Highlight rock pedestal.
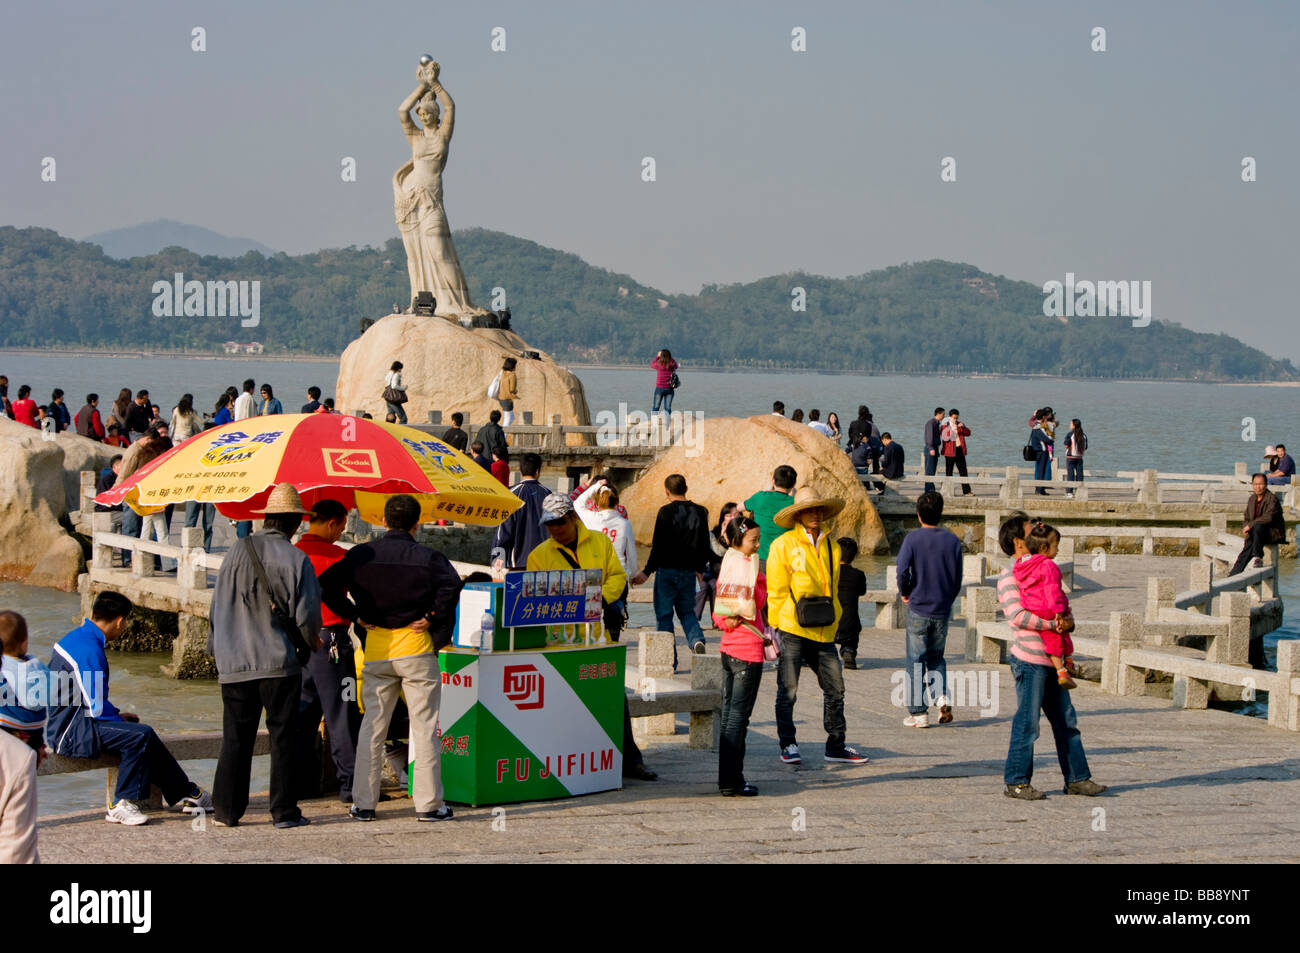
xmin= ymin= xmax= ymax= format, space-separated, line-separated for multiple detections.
xmin=621 ymin=414 xmax=890 ymax=555
xmin=0 ymin=418 xmax=90 ymax=589
xmin=335 ymin=313 xmax=590 ymax=429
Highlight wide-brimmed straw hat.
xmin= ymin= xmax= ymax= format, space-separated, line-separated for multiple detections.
xmin=251 ymin=482 xmax=312 ymax=516
xmin=774 ymin=485 xmax=845 ymax=529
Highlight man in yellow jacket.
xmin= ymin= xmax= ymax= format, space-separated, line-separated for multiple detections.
xmin=769 ymin=487 xmax=870 ymax=766
xmin=527 ymin=493 xmax=658 ymax=781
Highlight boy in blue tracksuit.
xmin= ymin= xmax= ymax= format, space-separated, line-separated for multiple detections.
xmin=896 ymin=492 xmax=964 ymax=728
xmin=47 ymin=591 xmax=211 ymax=825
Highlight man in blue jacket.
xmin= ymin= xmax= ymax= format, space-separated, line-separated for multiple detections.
xmin=896 ymin=492 xmax=964 ymax=729
xmin=491 ymin=452 xmax=553 ymax=570
xmin=47 ymin=591 xmax=211 ymax=826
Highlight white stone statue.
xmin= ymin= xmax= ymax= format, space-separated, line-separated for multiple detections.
xmin=393 ymin=57 xmax=490 ymax=322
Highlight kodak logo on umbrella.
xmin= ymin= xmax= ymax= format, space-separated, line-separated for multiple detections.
xmin=322 ymin=448 xmax=382 ymax=478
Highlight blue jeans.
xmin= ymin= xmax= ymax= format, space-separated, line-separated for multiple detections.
xmin=1004 ymin=656 xmax=1092 ymax=786
xmin=235 ymin=520 xmax=253 ymax=539
xmin=1034 ymin=451 xmax=1052 ymax=494
xmin=923 ymin=450 xmax=939 ymax=493
xmin=652 ymin=387 xmax=674 ymax=415
xmin=95 ymin=719 xmax=196 ymax=804
xmin=774 ymin=632 xmax=847 ymax=750
xmin=120 ymin=507 xmax=142 ymax=566
xmin=719 ymin=653 xmax=764 ymax=792
xmin=184 ymin=501 xmax=215 ymax=551
xmin=385 ymin=400 xmax=408 ymax=424
xmin=1066 ymin=458 xmax=1083 ymax=482
xmin=904 ymin=608 xmax=949 ymax=715
xmin=653 ymin=568 xmax=704 ymax=667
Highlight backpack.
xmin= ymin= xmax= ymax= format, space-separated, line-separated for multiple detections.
xmin=669 ymin=371 xmax=681 ymax=390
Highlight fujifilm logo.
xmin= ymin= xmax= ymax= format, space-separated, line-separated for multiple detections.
xmin=151 ymin=272 xmax=260 ymax=327
xmin=1042 ymin=272 xmax=1151 ymax=327
xmin=50 ymin=883 xmax=151 ymax=934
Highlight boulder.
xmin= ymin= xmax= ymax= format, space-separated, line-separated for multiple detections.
xmin=621 ymin=414 xmax=889 ymax=555
xmin=52 ymin=430 xmax=117 ymax=513
xmin=335 ymin=313 xmax=591 ymax=433
xmin=25 ymin=535 xmax=85 ymax=592
xmin=0 ymin=418 xmax=79 ymax=583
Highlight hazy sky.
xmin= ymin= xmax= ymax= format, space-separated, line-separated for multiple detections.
xmin=3 ymin=0 xmax=1297 ymax=359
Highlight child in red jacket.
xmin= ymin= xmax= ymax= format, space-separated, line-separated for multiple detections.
xmin=1013 ymin=522 xmax=1076 ymax=688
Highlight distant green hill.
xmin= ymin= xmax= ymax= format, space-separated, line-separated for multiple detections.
xmin=0 ymin=225 xmax=1293 ymax=381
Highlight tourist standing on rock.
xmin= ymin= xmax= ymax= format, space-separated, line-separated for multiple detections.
xmin=847 ymin=406 xmax=875 ymax=452
xmin=711 ymin=516 xmax=771 ymax=797
xmin=125 ymin=390 xmax=155 ymax=441
xmin=209 ymin=484 xmax=322 ymax=828
xmin=771 ymin=401 xmax=785 ymax=417
xmin=302 ymin=386 xmax=322 ymax=414
xmin=442 ymin=411 xmax=469 ymax=451
xmin=258 ymin=384 xmax=283 ymax=416
xmin=835 ymin=537 xmax=866 ymax=669
xmin=923 ymin=406 xmax=944 ymax=493
xmin=49 ymin=389 xmax=71 ymax=433
xmin=213 ymin=393 xmax=235 ymax=427
xmin=383 ymin=362 xmax=408 ymax=424
xmin=896 ymin=492 xmax=963 ymax=728
xmin=496 ymin=357 xmax=519 ymax=426
xmin=106 ymin=388 xmax=132 ymax=434
xmin=10 ymin=386 xmax=37 ymax=428
xmin=573 ymin=479 xmax=638 ymax=638
xmin=528 ymin=493 xmax=657 ymax=781
xmin=790 ymin=409 xmax=804 ymax=423
xmin=807 ymin=409 xmax=834 ymax=438
xmin=940 ymin=408 xmax=973 ymax=495
xmin=48 ymin=593 xmax=214 ymax=826
xmin=651 ymin=349 xmax=678 ymax=416
xmin=997 ymin=512 xmax=1105 ymax=800
xmin=169 ymin=393 xmax=203 ymax=443
xmin=768 ymin=487 xmax=870 ymax=765
xmin=234 ymin=379 xmax=256 ymax=421
xmin=826 ymin=412 xmax=843 ymax=446
xmin=632 ymin=474 xmax=713 ymax=665
xmin=321 ymin=493 xmax=462 ymax=823
xmin=75 ymin=393 xmax=106 ymax=440
xmin=1064 ymin=418 xmax=1087 ymax=497
xmin=478 ymin=408 xmax=509 ymax=463
xmin=1229 ymin=473 xmax=1286 ymax=575
xmin=294 ymin=500 xmax=361 ymax=804
xmin=1029 ymin=409 xmax=1053 ymax=496
xmin=492 ymin=452 xmax=552 ymax=570
xmin=745 ymin=465 xmax=797 ymax=570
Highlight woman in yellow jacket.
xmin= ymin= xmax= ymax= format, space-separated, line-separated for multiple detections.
xmin=767 ymin=487 xmax=870 ymax=766
xmin=497 ymin=357 xmax=519 ymax=426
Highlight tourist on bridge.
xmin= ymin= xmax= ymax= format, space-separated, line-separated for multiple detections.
xmin=1064 ymin=418 xmax=1087 ymax=497
xmin=48 ymin=593 xmax=214 ymax=826
xmin=213 ymin=393 xmax=234 ymax=427
xmin=651 ymin=349 xmax=678 ymax=416
xmin=301 ymin=386 xmax=322 ymax=414
xmin=258 ymin=383 xmax=283 ymax=416
xmin=10 ymin=385 xmax=37 ymax=428
xmin=896 ymin=492 xmax=962 ymax=727
xmin=469 ymin=440 xmax=490 ymax=471
xmin=1029 ymin=409 xmax=1054 ymax=495
xmin=478 ymin=408 xmax=509 ymax=463
xmin=807 ymin=409 xmax=833 ymax=438
xmin=940 ymin=408 xmax=972 ymax=495
xmin=106 ymin=388 xmax=132 ymax=435
xmin=768 ymin=487 xmax=870 ymax=765
xmin=1265 ymin=443 xmax=1294 ymax=486
xmin=321 ymin=493 xmax=461 ymax=823
xmin=492 ymin=452 xmax=553 ymax=571
xmin=124 ymin=390 xmax=154 ymax=441
xmin=49 ymin=388 xmax=71 ymax=433
xmin=1228 ymin=473 xmax=1286 ymax=575
xmin=75 ymin=393 xmax=106 ymax=440
xmin=923 ymin=407 xmax=944 ymax=493
xmin=442 ymin=411 xmax=469 ymax=452
xmin=210 ymin=484 xmax=323 ymax=828
xmin=997 ymin=513 xmax=1105 ymax=800
xmin=233 ymin=379 xmax=256 ymax=421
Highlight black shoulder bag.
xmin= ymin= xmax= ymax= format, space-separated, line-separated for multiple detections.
xmin=244 ymin=537 xmax=314 ymax=666
xmin=794 ymin=540 xmax=837 ymax=628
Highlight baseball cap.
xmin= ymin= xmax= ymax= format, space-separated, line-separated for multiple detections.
xmin=539 ymin=492 xmax=574 ymax=527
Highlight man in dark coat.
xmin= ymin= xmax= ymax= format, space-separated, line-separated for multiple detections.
xmin=1229 ymin=473 xmax=1287 ymax=575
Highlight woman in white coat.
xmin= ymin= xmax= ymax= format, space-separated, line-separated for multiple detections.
xmin=573 ymin=479 xmax=637 ymax=640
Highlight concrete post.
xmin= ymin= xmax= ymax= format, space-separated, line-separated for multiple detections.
xmin=1210 ymin=591 xmax=1251 ymax=664
xmin=1102 ymin=611 xmax=1144 ymax=695
xmin=636 ymin=631 xmax=676 ymax=736
xmin=689 ymin=654 xmax=723 ymax=750
xmin=548 ymin=414 xmax=564 ymax=452
xmin=1187 ymin=561 xmax=1212 ymax=611
xmin=1234 ymin=461 xmax=1248 ymax=482
xmin=79 ymin=470 xmax=96 ymax=513
xmin=1145 ymin=577 xmax=1175 ymax=624
xmin=521 ymin=411 xmax=534 ymax=425
xmin=178 ymin=527 xmax=206 ymax=591
xmin=983 ymin=511 xmax=1001 ymax=556
xmin=961 ymin=554 xmax=987 ymax=587
xmin=92 ymin=512 xmax=114 ymax=569
xmin=1172 ymin=674 xmax=1210 ymax=710
xmin=427 ymin=410 xmax=442 ymax=425
xmin=1138 ymin=468 xmax=1159 ymax=503
xmin=1210 ymin=512 xmax=1228 ymax=534
xmin=1267 ymin=639 xmax=1299 ymax=731
xmin=1000 ymin=467 xmax=1020 ymax=501
xmin=963 ymin=586 xmax=1001 ymax=664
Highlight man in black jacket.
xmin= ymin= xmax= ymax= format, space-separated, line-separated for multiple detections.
xmin=476 ymin=409 xmax=509 ymax=463
xmin=631 ymin=474 xmax=713 ymax=666
xmin=1229 ymin=473 xmax=1287 ymax=575
xmin=320 ymin=495 xmax=463 ymax=823
xmin=923 ymin=406 xmax=944 ymax=493
xmin=124 ymin=390 xmax=155 ymax=441
xmin=442 ymin=412 xmax=469 ymax=452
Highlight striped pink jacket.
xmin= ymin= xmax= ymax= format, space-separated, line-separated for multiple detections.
xmin=996 ymin=567 xmax=1056 ymax=667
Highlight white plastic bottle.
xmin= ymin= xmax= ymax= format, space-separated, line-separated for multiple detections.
xmin=480 ymin=610 xmax=494 ymax=653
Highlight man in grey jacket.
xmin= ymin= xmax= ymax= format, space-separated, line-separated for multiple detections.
xmin=209 ymin=483 xmax=322 ymax=828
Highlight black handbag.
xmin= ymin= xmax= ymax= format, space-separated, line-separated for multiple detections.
xmin=1022 ymin=444 xmax=1037 ymax=462
xmin=244 ymin=537 xmax=314 ymax=666
xmin=669 ymin=371 xmax=681 ymax=390
xmin=382 ymin=386 xmax=408 ymax=405
xmin=794 ymin=541 xmax=838 ymax=628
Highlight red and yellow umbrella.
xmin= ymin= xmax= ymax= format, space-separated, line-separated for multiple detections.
xmin=95 ymin=414 xmax=522 ymax=526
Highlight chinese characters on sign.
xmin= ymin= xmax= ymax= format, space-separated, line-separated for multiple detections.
xmin=502 ymin=570 xmax=603 ymax=628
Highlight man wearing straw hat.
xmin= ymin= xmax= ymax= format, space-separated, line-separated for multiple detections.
xmin=210 ymin=482 xmax=323 ymax=828
xmin=767 ymin=487 xmax=870 ymax=765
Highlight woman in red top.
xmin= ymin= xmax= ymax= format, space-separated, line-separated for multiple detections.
xmin=10 ymin=385 xmax=38 ymax=428
xmin=711 ymin=516 xmax=772 ymax=797
xmin=651 ymin=349 xmax=678 ymax=416
xmin=939 ymin=408 xmax=973 ymax=495
xmin=490 ymin=449 xmax=510 ymax=487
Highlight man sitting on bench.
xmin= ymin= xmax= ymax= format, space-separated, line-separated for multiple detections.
xmin=47 ymin=591 xmax=213 ymax=826
xmin=1229 ymin=473 xmax=1286 ymax=576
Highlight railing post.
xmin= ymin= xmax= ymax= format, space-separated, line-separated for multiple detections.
xmin=1267 ymin=639 xmax=1300 ymax=731
xmin=548 ymin=414 xmax=563 ymax=452
xmin=1234 ymin=461 xmax=1248 ymax=482
xmin=636 ymin=631 xmax=676 ymax=737
xmin=179 ymin=527 xmax=206 ymax=591
xmin=1138 ymin=468 xmax=1159 ymax=503
xmin=91 ymin=519 xmax=113 ymax=569
xmin=963 ymin=586 xmax=1000 ymax=664
xmin=1102 ymin=611 xmax=1144 ymax=695
xmin=79 ymin=470 xmax=96 ymax=513
xmin=1211 ymin=591 xmax=1251 ymax=664
xmin=1145 ymin=577 xmax=1175 ymax=624
xmin=983 ymin=511 xmax=1001 ymax=556
xmin=427 ymin=410 xmax=442 ymax=425
xmin=1000 ymin=466 xmax=1019 ymax=501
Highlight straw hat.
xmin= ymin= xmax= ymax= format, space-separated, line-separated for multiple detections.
xmin=251 ymin=482 xmax=312 ymax=516
xmin=774 ymin=485 xmax=845 ymax=529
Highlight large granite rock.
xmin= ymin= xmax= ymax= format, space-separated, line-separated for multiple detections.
xmin=621 ymin=414 xmax=889 ymax=555
xmin=0 ymin=418 xmax=84 ymax=588
xmin=335 ymin=313 xmax=590 ymax=430
xmin=51 ymin=430 xmax=117 ymax=513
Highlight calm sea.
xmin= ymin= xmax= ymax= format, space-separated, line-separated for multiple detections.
xmin=1 ymin=352 xmax=1295 ymax=815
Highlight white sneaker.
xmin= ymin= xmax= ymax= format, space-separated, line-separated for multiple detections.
xmin=106 ymin=799 xmax=149 ymax=826
xmin=172 ymin=788 xmax=213 ymax=814
xmin=903 ymin=713 xmax=930 ymax=728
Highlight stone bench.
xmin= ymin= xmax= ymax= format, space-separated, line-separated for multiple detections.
xmin=626 ymin=630 xmax=722 ymax=750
